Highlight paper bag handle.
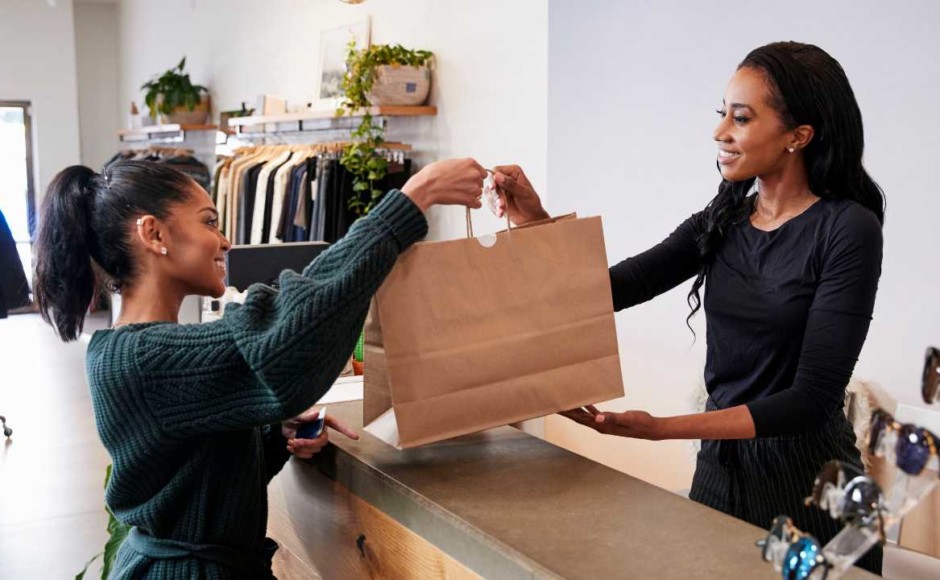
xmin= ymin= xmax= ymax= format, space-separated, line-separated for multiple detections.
xmin=465 ymin=193 xmax=513 ymax=239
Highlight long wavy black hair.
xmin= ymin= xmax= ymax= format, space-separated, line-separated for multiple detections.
xmin=34 ymin=161 xmax=194 ymax=341
xmin=686 ymin=41 xmax=886 ymax=327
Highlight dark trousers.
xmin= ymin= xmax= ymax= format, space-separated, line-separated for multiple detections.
xmin=690 ymin=400 xmax=883 ymax=575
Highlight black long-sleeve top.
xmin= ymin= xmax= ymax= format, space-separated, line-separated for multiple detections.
xmin=608 ymin=198 xmax=883 ymax=437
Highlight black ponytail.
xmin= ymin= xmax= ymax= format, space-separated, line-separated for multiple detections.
xmin=34 ymin=167 xmax=100 ymax=341
xmin=34 ymin=161 xmax=195 ymax=341
xmin=686 ymin=41 xmax=886 ymax=327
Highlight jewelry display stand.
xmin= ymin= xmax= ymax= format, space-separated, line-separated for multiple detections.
xmin=761 ymin=413 xmax=940 ymax=578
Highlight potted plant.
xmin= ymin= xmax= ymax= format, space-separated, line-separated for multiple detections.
xmin=76 ymin=465 xmax=130 ymax=579
xmin=141 ymin=57 xmax=210 ymax=125
xmin=338 ymin=42 xmax=434 ymax=217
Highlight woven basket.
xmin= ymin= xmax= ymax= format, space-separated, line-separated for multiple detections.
xmin=369 ymin=65 xmax=431 ymax=106
xmin=161 ymin=95 xmax=211 ymax=125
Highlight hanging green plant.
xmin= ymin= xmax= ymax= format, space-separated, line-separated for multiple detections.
xmin=76 ymin=464 xmax=130 ymax=579
xmin=338 ymin=41 xmax=433 ymax=216
xmin=140 ymin=57 xmax=208 ymax=119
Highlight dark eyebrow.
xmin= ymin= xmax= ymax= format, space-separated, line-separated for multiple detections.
xmin=200 ymin=207 xmax=219 ymax=218
xmin=729 ymin=102 xmax=755 ymax=112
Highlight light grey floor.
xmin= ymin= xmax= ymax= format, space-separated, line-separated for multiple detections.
xmin=0 ymin=313 xmax=110 ymax=579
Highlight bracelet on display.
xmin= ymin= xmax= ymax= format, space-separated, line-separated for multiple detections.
xmin=869 ymin=408 xmax=940 ymax=477
xmin=922 ymin=346 xmax=939 ymax=404
xmin=756 ymin=515 xmax=832 ymax=580
xmin=804 ymin=460 xmax=886 ymax=540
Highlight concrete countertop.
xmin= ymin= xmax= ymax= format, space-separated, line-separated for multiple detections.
xmin=296 ymin=401 xmax=873 ymax=579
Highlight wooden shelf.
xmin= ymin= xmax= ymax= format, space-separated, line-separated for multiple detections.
xmin=117 ymin=124 xmax=219 ymax=138
xmin=227 ymin=106 xmax=437 ymax=129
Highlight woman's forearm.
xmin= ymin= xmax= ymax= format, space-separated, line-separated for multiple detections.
xmin=655 ymin=405 xmax=756 ymax=440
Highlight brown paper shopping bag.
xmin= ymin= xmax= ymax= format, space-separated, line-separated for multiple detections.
xmin=363 ymin=213 xmax=623 ymax=448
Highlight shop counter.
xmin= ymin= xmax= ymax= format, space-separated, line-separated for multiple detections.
xmin=266 ymin=401 xmax=874 ymax=579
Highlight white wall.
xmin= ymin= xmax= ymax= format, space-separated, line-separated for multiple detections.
xmin=113 ymin=0 xmax=940 ymax=495
xmin=0 ymin=0 xmax=82 ymax=204
xmin=546 ymin=0 xmax=940 ymax=491
xmin=74 ymin=0 xmax=120 ymax=170
xmin=116 ymin=0 xmax=548 ymax=239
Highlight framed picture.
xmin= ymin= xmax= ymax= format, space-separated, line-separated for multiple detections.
xmin=315 ymin=17 xmax=371 ymax=111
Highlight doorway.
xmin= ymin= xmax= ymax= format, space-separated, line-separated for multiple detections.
xmin=0 ymin=100 xmax=36 ymax=311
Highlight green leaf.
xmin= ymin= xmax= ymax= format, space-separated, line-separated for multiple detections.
xmin=339 ymin=42 xmax=432 ymax=215
xmin=102 ymin=515 xmax=130 ymax=579
xmin=75 ymin=553 xmax=102 ymax=580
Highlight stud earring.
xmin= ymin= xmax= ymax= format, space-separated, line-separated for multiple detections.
xmin=160 ymin=247 xmax=168 ymax=256
xmin=136 ymin=218 xmax=143 ymax=226
xmin=788 ymin=147 xmax=795 ymax=153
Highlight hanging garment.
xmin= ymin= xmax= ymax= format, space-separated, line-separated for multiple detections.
xmin=0 ymin=207 xmax=30 ymax=312
xmin=238 ymin=162 xmax=266 ymax=245
xmin=287 ymin=163 xmax=311 ymax=243
xmin=250 ymin=150 xmax=293 ymax=244
xmin=226 ymin=150 xmax=270 ymax=239
xmin=269 ymin=153 xmax=308 ymax=244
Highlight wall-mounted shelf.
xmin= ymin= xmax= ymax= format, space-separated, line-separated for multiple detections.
xmin=117 ymin=124 xmax=218 ymax=142
xmin=222 ymin=106 xmax=437 ymax=147
xmin=226 ymin=106 xmax=437 ymax=131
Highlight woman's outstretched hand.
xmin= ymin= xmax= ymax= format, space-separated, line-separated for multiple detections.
xmin=491 ymin=164 xmax=550 ymax=225
xmin=558 ymin=405 xmax=662 ymax=440
xmin=402 ymin=158 xmax=487 ymax=212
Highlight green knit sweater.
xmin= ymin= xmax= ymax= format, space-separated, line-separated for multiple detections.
xmin=86 ymin=191 xmax=427 ymax=578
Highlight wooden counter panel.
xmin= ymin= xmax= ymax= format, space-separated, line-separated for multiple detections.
xmin=269 ymin=459 xmax=479 ymax=579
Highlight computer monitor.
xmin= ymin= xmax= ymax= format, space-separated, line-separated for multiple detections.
xmin=225 ymin=242 xmax=330 ymax=291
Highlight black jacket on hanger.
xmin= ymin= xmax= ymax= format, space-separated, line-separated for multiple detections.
xmin=309 ymin=158 xmax=412 ymax=244
xmin=0 ymin=207 xmax=29 ymax=314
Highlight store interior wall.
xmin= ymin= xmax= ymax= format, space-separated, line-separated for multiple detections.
xmin=53 ymin=0 xmax=940 ymax=494
xmin=546 ymin=0 xmax=940 ymax=492
xmin=74 ymin=0 xmax=120 ymax=171
xmin=0 ymin=0 xmax=82 ymax=205
xmin=113 ymin=0 xmax=548 ymax=240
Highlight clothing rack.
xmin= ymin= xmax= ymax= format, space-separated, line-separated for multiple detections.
xmin=106 ymin=146 xmax=212 ymax=190
xmin=116 ymin=125 xmax=218 ymax=181
xmin=114 ymin=144 xmax=196 ymax=157
xmin=217 ymin=107 xmax=435 ymax=248
xmin=214 ymin=141 xmax=413 ymax=247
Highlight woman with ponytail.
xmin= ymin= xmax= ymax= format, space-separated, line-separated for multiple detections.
xmin=34 ymin=158 xmax=486 ymax=577
xmin=494 ymin=41 xmax=884 ymax=573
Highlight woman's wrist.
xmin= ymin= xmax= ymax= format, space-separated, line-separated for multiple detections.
xmin=401 ymin=179 xmax=432 ymax=212
xmin=653 ymin=407 xmax=756 ymax=441
xmin=647 ymin=416 xmax=667 ymax=440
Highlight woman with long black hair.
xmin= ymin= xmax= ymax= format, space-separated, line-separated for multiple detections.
xmin=33 ymin=157 xmax=486 ymax=577
xmin=494 ymin=41 xmax=885 ymax=573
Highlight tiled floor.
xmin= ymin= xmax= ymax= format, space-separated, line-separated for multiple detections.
xmin=0 ymin=312 xmax=111 ymax=579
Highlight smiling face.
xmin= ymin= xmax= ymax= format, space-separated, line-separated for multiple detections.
xmin=713 ymin=66 xmax=799 ymax=182
xmin=157 ymin=184 xmax=231 ymax=298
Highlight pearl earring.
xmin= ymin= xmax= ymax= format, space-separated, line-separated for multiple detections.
xmin=160 ymin=247 xmax=168 ymax=256
xmin=788 ymin=147 xmax=795 ymax=153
